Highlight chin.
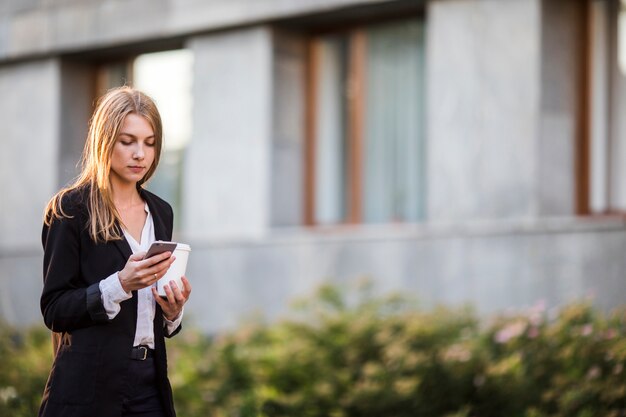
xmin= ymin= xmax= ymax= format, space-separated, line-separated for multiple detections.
xmin=121 ymin=176 xmax=142 ymax=185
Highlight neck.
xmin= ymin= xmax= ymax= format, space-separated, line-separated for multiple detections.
xmin=111 ymin=180 xmax=142 ymax=208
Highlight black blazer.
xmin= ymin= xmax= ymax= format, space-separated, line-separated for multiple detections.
xmin=39 ymin=186 xmax=180 ymax=417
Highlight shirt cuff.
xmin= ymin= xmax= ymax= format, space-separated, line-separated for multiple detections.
xmin=99 ymin=272 xmax=132 ymax=319
xmin=163 ymin=308 xmax=184 ymax=335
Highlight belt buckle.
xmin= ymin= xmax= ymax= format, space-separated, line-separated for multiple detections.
xmin=138 ymin=346 xmax=148 ymax=360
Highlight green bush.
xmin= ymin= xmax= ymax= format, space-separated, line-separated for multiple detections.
xmin=3 ymin=285 xmax=626 ymax=417
xmin=0 ymin=323 xmax=52 ymax=417
xmin=167 ymin=286 xmax=626 ymax=417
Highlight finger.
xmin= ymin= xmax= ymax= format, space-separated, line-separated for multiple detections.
xmin=181 ymin=276 xmax=192 ymax=297
xmin=169 ymin=281 xmax=185 ymax=303
xmin=153 ymin=287 xmax=176 ymax=317
xmin=152 ymin=287 xmax=168 ymax=309
xmin=156 ymin=255 xmax=176 ymax=270
xmin=146 ymin=255 xmax=176 ymax=274
xmin=129 ymin=251 xmax=147 ymax=262
xmin=139 ymin=273 xmax=157 ymax=287
xmin=142 ymin=251 xmax=173 ymax=267
xmin=144 ymin=258 xmax=176 ymax=278
xmin=163 ymin=283 xmax=177 ymax=305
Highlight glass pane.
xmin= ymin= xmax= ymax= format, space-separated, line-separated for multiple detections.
xmin=133 ymin=49 xmax=194 ymax=230
xmin=364 ymin=18 xmax=425 ymax=222
xmin=96 ymin=61 xmax=132 ymax=96
xmin=589 ymin=0 xmax=610 ymax=213
xmin=314 ymin=35 xmax=349 ymax=224
xmin=611 ymin=0 xmax=626 ymax=210
xmin=620 ymin=0 xmax=626 ymax=73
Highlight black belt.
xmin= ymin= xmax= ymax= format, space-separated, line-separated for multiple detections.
xmin=130 ymin=345 xmax=155 ymax=361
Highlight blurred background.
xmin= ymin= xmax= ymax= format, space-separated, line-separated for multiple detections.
xmin=1 ymin=0 xmax=626 ymax=333
xmin=5 ymin=0 xmax=626 ymax=415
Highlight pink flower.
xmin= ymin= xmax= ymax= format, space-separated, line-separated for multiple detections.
xmin=586 ymin=366 xmax=601 ymax=380
xmin=495 ymin=321 xmax=527 ymax=344
xmin=527 ymin=326 xmax=540 ymax=339
xmin=528 ymin=300 xmax=546 ymax=326
xmin=580 ymin=324 xmax=593 ymax=337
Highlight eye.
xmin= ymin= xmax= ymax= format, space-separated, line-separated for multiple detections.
xmin=118 ymin=136 xmax=134 ymax=145
xmin=146 ymin=141 xmax=156 ymax=147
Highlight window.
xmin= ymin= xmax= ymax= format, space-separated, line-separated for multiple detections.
xmin=97 ymin=49 xmax=194 ymax=229
xmin=305 ymin=17 xmax=426 ymax=225
xmin=134 ymin=50 xmax=193 ymax=230
xmin=588 ymin=0 xmax=626 ymax=213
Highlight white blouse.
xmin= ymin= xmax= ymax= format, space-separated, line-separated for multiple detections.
xmin=98 ymin=203 xmax=183 ymax=349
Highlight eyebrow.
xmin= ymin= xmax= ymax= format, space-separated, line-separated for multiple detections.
xmin=118 ymin=132 xmax=155 ymax=140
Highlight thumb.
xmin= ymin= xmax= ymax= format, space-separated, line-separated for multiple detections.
xmin=129 ymin=251 xmax=147 ymax=262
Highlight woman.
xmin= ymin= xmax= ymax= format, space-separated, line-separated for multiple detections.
xmin=39 ymin=86 xmax=191 ymax=417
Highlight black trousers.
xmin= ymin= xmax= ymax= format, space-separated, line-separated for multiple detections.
xmin=121 ymin=357 xmax=166 ymax=417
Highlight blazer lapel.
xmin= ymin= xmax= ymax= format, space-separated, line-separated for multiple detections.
xmin=113 ymin=227 xmax=133 ymax=261
xmin=140 ymin=188 xmax=169 ymax=241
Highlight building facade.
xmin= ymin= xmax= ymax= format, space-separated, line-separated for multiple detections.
xmin=1 ymin=0 xmax=625 ymax=333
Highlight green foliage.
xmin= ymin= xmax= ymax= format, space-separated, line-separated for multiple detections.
xmin=0 ymin=323 xmax=52 ymax=417
xmin=4 ymin=285 xmax=626 ymax=417
xmin=166 ymin=287 xmax=626 ymax=417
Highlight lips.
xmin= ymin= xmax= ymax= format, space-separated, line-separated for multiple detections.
xmin=128 ymin=166 xmax=145 ymax=173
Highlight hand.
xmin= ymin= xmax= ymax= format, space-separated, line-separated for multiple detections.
xmin=118 ymin=251 xmax=175 ymax=292
xmin=152 ymin=276 xmax=192 ymax=321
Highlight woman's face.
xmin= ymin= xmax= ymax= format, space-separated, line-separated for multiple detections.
xmin=110 ymin=113 xmax=156 ymax=188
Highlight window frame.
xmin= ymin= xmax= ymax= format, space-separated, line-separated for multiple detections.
xmin=303 ymin=14 xmax=424 ymax=227
xmin=583 ymin=0 xmax=626 ymax=216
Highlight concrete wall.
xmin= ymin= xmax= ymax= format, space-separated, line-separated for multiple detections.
xmin=427 ymin=0 xmax=541 ymax=221
xmin=0 ymin=253 xmax=42 ymax=326
xmin=183 ymin=27 xmax=273 ymax=240
xmin=181 ymin=219 xmax=626 ymax=333
xmin=0 ymin=58 xmax=60 ymax=325
xmin=4 ymin=219 xmax=626 ymax=333
xmin=0 ymin=59 xmax=60 ymax=251
xmin=0 ymin=0 xmax=404 ymax=62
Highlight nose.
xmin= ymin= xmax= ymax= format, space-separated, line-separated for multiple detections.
xmin=133 ymin=144 xmax=145 ymax=160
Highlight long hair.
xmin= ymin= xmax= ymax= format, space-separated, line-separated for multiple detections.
xmin=44 ymin=86 xmax=163 ymax=242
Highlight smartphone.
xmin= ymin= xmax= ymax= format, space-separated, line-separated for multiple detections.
xmin=144 ymin=241 xmax=178 ymax=259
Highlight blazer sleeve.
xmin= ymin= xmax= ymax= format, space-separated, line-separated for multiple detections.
xmin=40 ymin=211 xmax=110 ymax=333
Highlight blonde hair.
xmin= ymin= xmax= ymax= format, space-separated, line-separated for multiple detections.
xmin=44 ymin=86 xmax=163 ymax=242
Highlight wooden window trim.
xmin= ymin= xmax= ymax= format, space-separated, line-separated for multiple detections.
xmin=304 ymin=29 xmax=367 ymax=226
xmin=304 ymin=14 xmax=423 ymax=227
xmin=577 ymin=0 xmax=592 ymax=215
xmin=346 ymin=30 xmax=366 ymax=224
xmin=583 ymin=0 xmax=626 ymax=217
xmin=304 ymin=40 xmax=319 ymax=226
